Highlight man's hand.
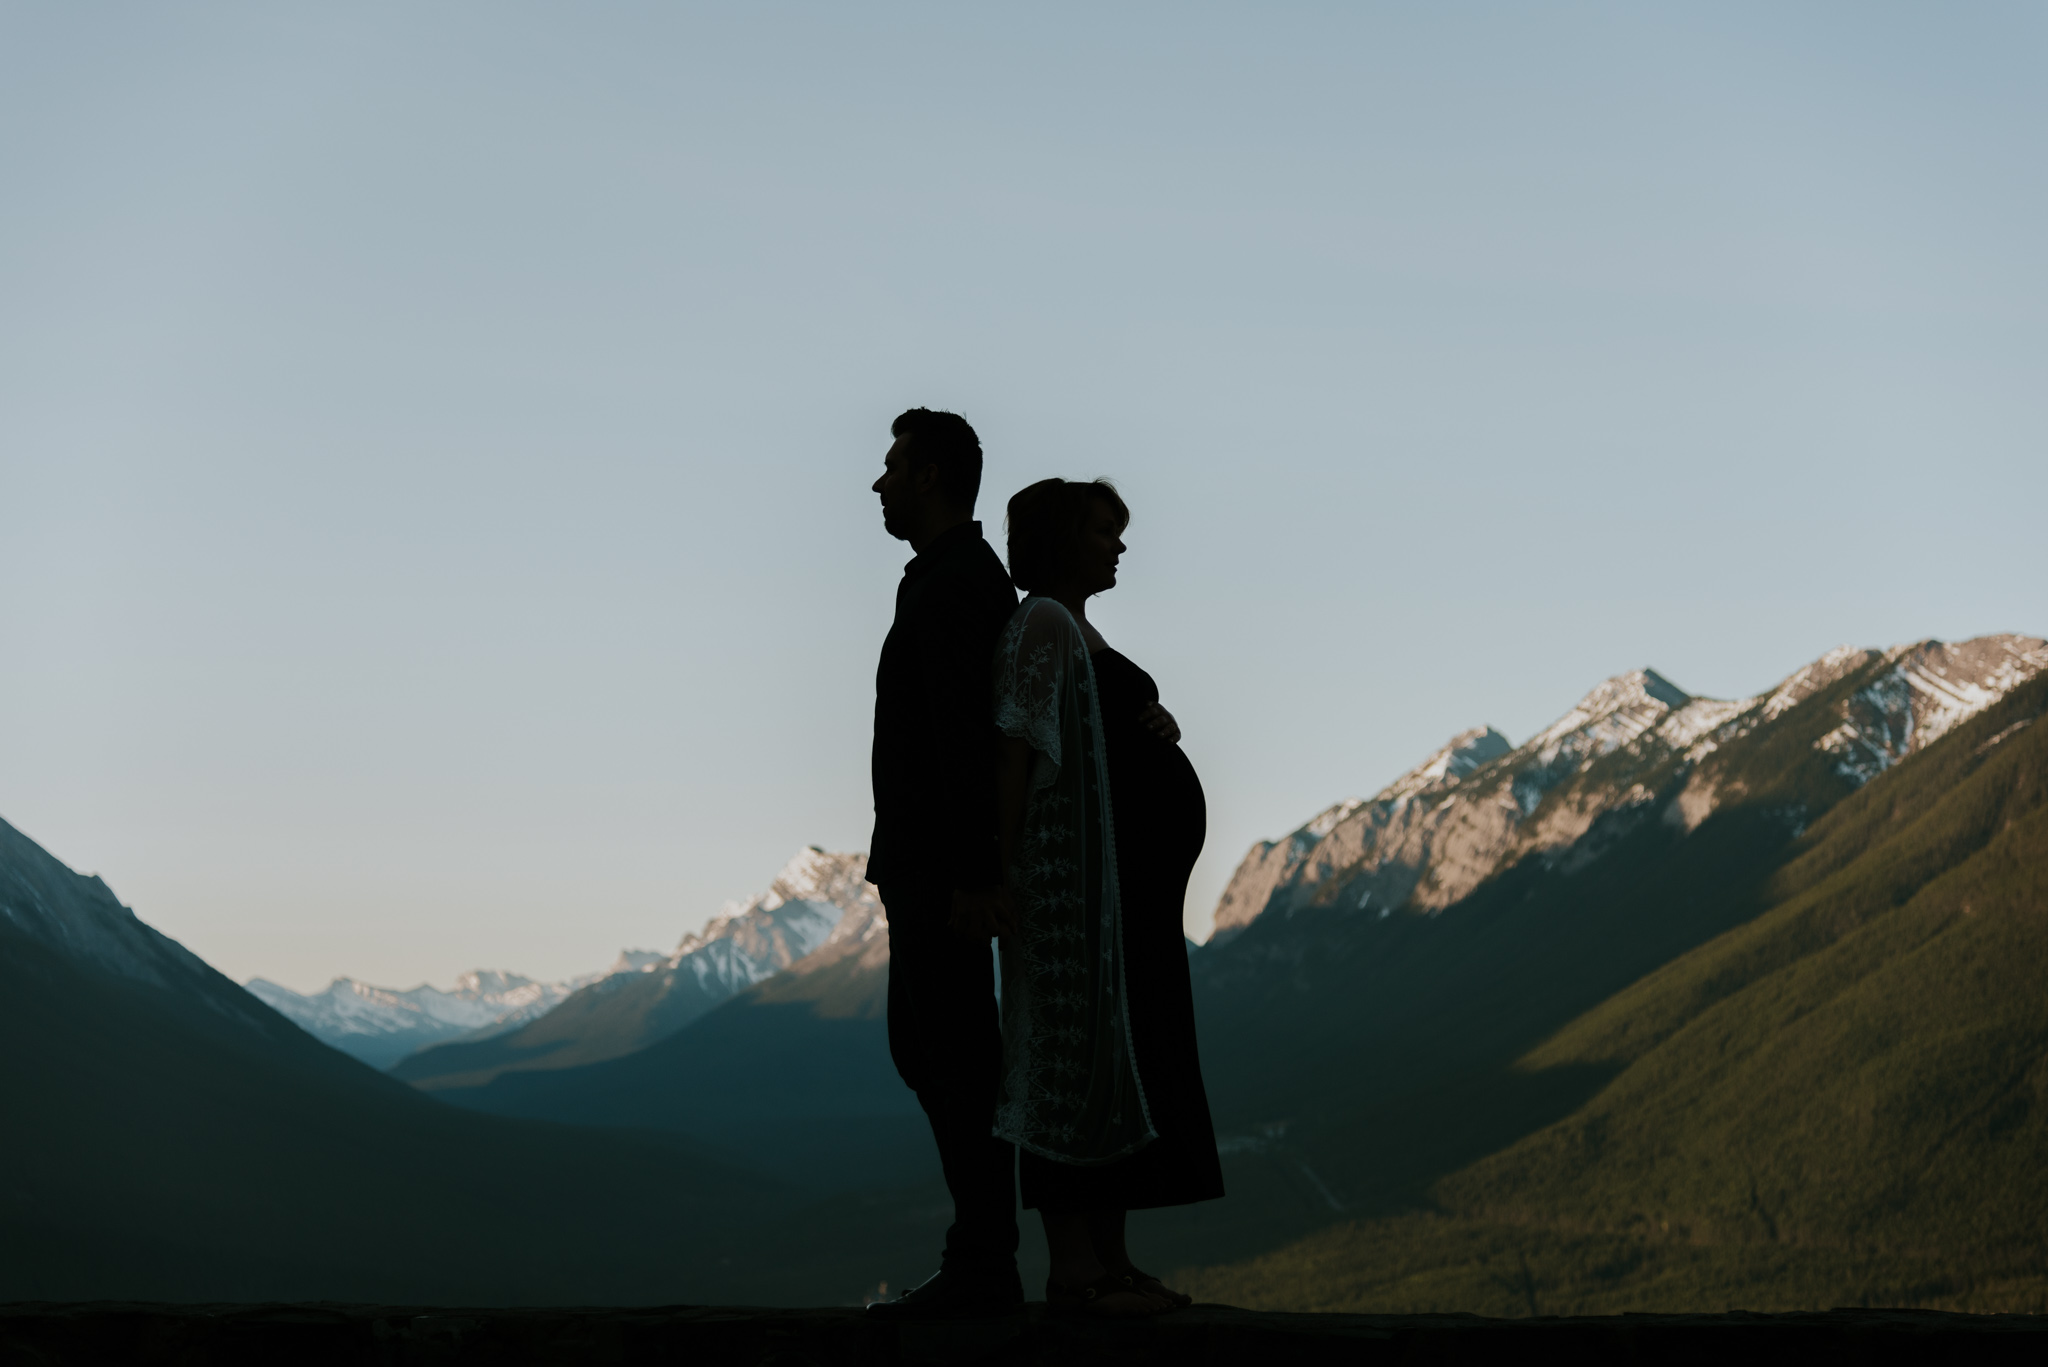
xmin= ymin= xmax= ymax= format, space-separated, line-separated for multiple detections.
xmin=1140 ymin=702 xmax=1181 ymax=744
xmin=950 ymin=885 xmax=1020 ymax=938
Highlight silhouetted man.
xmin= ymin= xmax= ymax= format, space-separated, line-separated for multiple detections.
xmin=865 ymin=408 xmax=1022 ymax=1319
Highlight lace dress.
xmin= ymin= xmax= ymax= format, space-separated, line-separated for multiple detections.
xmin=990 ymin=597 xmax=1153 ymax=1165
xmin=993 ymin=598 xmax=1226 ymax=1210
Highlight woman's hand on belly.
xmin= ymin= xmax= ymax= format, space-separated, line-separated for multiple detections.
xmin=1139 ymin=702 xmax=1181 ymax=744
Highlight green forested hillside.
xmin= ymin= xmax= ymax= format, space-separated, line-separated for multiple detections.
xmin=1178 ymin=674 xmax=2048 ymax=1313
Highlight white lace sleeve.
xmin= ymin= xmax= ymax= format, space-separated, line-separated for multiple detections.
xmin=991 ymin=595 xmax=1154 ymax=1166
xmin=993 ymin=597 xmax=1074 ymax=786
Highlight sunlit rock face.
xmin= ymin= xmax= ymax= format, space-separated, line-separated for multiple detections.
xmin=1207 ymin=728 xmax=1512 ymax=946
xmin=1205 ymin=634 xmax=2048 ymax=942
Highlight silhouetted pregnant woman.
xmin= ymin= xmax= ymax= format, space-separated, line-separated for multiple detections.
xmin=990 ymin=478 xmax=1224 ymax=1318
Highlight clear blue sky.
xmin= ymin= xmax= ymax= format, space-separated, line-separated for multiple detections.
xmin=3 ymin=3 xmax=2042 ymax=992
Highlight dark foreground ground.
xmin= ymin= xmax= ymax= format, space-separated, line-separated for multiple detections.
xmin=5 ymin=1302 xmax=2048 ymax=1366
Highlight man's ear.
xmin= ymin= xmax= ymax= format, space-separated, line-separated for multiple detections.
xmin=909 ymin=461 xmax=945 ymax=496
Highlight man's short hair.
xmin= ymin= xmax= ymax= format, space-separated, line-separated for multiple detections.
xmin=890 ymin=408 xmax=983 ymax=509
xmin=1003 ymin=478 xmax=1130 ymax=594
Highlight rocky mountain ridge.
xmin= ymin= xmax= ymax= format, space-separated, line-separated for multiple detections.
xmin=245 ymin=967 xmax=614 ymax=1070
xmin=0 ymin=817 xmax=277 ymax=1037
xmin=246 ymin=848 xmax=874 ymax=1071
xmin=391 ymin=847 xmax=876 ymax=1088
xmin=1208 ymin=634 xmax=2048 ymax=942
xmin=655 ymin=845 xmax=875 ymax=1003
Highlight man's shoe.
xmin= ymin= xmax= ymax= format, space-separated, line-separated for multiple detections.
xmin=865 ymin=1267 xmax=1024 ymax=1320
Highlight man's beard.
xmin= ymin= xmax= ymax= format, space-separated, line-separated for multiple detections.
xmin=880 ymin=502 xmax=910 ymax=541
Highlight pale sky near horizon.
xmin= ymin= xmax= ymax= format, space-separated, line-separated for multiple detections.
xmin=3 ymin=3 xmax=2043 ymax=993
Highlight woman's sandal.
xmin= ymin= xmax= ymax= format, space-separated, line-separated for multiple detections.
xmin=1118 ymin=1267 xmax=1193 ymax=1308
xmin=1046 ymin=1273 xmax=1173 ymax=1317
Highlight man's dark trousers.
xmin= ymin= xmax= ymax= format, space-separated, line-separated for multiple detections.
xmin=869 ymin=518 xmax=1018 ymax=1281
xmin=882 ymin=883 xmax=1018 ymax=1277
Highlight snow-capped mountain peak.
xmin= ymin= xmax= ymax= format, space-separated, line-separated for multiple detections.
xmin=1382 ymin=726 xmax=1514 ymax=806
xmin=1760 ymin=645 xmax=1876 ymax=723
xmin=1204 ymin=633 xmax=2046 ymax=944
xmin=669 ymin=848 xmax=872 ymax=973
xmin=1526 ymin=668 xmax=1691 ymax=763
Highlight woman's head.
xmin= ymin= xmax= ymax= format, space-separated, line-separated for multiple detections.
xmin=1004 ymin=478 xmax=1130 ymax=599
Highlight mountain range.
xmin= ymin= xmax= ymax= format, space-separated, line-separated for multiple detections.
xmin=377 ymin=630 xmax=2048 ymax=1306
xmin=391 ymin=847 xmax=876 ymax=1090
xmin=245 ymin=848 xmax=872 ymax=1073
xmin=243 ymin=965 xmax=615 ymax=1069
xmin=1174 ymin=632 xmax=2048 ymax=1311
xmin=5 ymin=630 xmax=2044 ymax=1310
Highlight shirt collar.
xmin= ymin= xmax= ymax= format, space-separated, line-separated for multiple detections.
xmin=903 ymin=520 xmax=982 ymax=578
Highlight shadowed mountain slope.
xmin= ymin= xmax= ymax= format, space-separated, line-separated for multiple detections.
xmin=425 ymin=895 xmax=936 ymax=1190
xmin=0 ymin=814 xmax=795 ymax=1305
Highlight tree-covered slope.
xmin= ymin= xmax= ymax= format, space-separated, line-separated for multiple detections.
xmin=1449 ymin=670 xmax=2048 ymax=1254
xmin=1180 ymin=671 xmax=2048 ymax=1312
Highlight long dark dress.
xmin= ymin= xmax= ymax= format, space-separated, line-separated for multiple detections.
xmin=1019 ymin=647 xmax=1226 ymax=1212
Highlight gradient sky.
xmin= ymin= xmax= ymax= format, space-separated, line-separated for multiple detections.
xmin=3 ymin=3 xmax=2043 ymax=993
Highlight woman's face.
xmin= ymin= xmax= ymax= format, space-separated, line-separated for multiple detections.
xmin=1066 ymin=498 xmax=1126 ymax=598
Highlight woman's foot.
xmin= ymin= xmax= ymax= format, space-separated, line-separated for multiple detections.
xmin=1046 ymin=1272 xmax=1173 ymax=1317
xmin=1109 ymin=1265 xmax=1192 ymax=1308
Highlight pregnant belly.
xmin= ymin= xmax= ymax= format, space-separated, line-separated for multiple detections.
xmin=1117 ymin=746 xmax=1206 ymax=874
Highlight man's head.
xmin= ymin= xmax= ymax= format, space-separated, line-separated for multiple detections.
xmin=873 ymin=407 xmax=982 ymax=546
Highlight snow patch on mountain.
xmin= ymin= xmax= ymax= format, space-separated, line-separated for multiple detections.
xmin=1654 ymin=695 xmax=1762 ymax=761
xmin=1761 ymin=645 xmax=1876 ymax=722
xmin=245 ymin=968 xmax=604 ymax=1065
xmin=1814 ymin=636 xmax=2048 ymax=785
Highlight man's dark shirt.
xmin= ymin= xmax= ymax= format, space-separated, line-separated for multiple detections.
xmin=869 ymin=520 xmax=1018 ymax=891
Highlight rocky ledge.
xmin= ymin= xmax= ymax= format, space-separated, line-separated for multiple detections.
xmin=4 ymin=1301 xmax=2046 ymax=1365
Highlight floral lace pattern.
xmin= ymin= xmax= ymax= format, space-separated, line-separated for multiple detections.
xmin=990 ymin=597 xmax=1154 ymax=1165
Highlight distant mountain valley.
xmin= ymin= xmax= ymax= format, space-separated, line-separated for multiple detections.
xmin=245 ymin=847 xmax=871 ymax=1074
xmin=6 ymin=631 xmax=2046 ymax=1311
